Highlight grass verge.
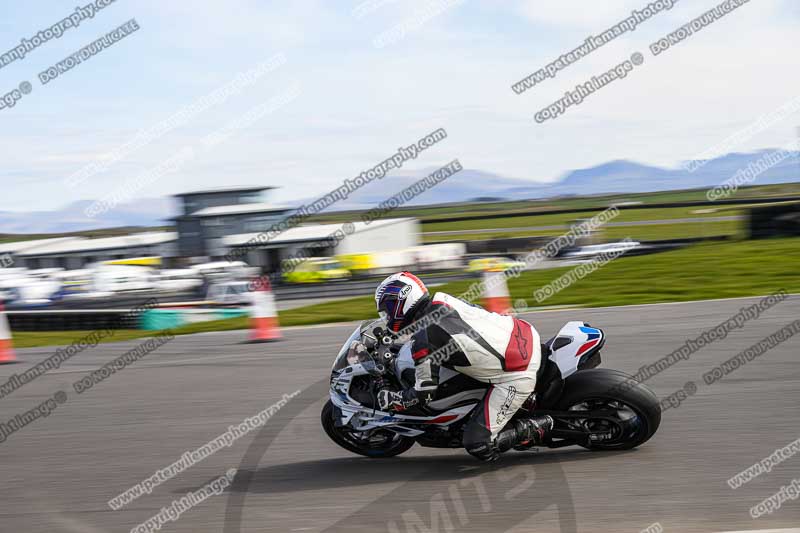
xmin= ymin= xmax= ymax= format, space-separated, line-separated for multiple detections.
xmin=10 ymin=237 xmax=799 ymax=348
xmin=421 ymin=206 xmax=743 ymax=233
xmin=422 ymin=220 xmax=741 ymax=243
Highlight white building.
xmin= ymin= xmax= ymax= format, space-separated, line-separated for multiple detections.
xmin=221 ymin=218 xmax=419 ymax=271
xmin=7 ymin=186 xmax=422 ymax=274
xmin=15 ymin=232 xmax=177 ymax=270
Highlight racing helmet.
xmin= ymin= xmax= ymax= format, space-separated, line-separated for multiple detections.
xmin=374 ymin=272 xmax=429 ymax=332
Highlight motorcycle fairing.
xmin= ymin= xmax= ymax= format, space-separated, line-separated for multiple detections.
xmin=547 ymin=321 xmax=605 ymax=379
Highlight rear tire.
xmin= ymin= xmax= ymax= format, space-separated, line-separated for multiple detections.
xmin=321 ymin=400 xmax=415 ymax=458
xmin=555 ymin=368 xmax=661 ymax=450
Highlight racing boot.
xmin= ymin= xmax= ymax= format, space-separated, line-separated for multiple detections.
xmin=496 ymin=415 xmax=554 ymax=453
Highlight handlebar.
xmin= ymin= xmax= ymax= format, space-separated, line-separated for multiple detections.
xmin=358 ymin=327 xmax=404 ymax=372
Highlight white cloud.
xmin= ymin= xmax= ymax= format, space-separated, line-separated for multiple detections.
xmin=517 ymin=0 xmax=646 ymax=29
xmin=0 ymin=0 xmax=797 ymax=212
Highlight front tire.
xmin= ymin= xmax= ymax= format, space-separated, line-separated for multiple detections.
xmin=555 ymin=368 xmax=661 ymax=450
xmin=321 ymin=400 xmax=416 ymax=458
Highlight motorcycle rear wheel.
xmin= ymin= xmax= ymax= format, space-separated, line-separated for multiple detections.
xmin=321 ymin=400 xmax=416 ymax=458
xmin=555 ymin=368 xmax=661 ymax=450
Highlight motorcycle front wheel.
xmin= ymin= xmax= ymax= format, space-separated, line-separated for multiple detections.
xmin=321 ymin=400 xmax=416 ymax=458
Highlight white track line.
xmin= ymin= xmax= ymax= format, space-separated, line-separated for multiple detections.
xmin=13 ymin=293 xmax=799 ymax=356
xmin=518 ymin=292 xmax=800 ymax=315
xmin=715 ymin=529 xmax=800 ymax=533
xmin=282 ymin=292 xmax=800 ymax=331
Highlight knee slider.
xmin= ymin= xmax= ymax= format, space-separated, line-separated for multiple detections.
xmin=465 ymin=441 xmax=498 ymax=462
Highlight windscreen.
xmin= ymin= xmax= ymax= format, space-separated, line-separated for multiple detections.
xmin=331 ymin=320 xmax=385 ymax=374
xmin=332 ymin=326 xmax=363 ymax=373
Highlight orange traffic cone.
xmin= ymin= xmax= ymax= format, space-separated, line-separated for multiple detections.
xmin=0 ymin=302 xmax=18 ymax=364
xmin=248 ymin=277 xmax=281 ymax=342
xmin=481 ymin=269 xmax=512 ymax=315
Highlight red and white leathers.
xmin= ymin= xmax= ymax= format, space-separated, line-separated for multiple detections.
xmin=394 ymin=291 xmax=542 ymax=459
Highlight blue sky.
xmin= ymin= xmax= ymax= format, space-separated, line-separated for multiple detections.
xmin=1 ymin=0 xmax=798 ymax=212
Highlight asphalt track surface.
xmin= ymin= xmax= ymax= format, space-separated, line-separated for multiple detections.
xmin=1 ymin=295 xmax=799 ymax=532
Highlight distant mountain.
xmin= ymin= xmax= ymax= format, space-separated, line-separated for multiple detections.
xmin=1 ymin=149 xmax=797 ymax=233
xmin=0 ymin=197 xmax=175 ymax=234
xmin=321 ymin=169 xmax=535 ymax=210
xmin=541 ymin=151 xmax=799 ymax=196
xmin=308 ymin=149 xmax=799 ymax=209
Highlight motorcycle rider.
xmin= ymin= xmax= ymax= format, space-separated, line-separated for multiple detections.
xmin=375 ymin=272 xmax=553 ymax=462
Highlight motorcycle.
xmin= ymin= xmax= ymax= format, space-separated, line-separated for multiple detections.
xmin=322 ymin=318 xmax=661 ymax=458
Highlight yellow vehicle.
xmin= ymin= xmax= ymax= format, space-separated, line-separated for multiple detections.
xmin=282 ymin=258 xmax=351 ymax=284
xmin=466 ymin=256 xmax=526 ymax=273
xmin=336 ymin=253 xmax=376 ymax=275
xmin=103 ymin=256 xmax=162 ymax=267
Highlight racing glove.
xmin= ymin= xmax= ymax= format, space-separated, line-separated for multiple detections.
xmin=378 ymin=389 xmax=419 ymax=412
